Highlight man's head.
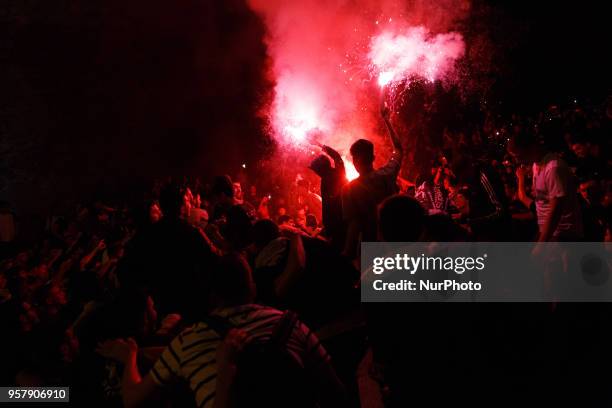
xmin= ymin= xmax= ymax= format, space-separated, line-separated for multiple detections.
xmin=223 ymin=205 xmax=253 ymax=250
xmin=306 ymin=214 xmax=318 ymax=229
xmin=507 ymin=132 xmax=541 ymax=164
xmin=378 ymin=195 xmax=425 ymax=241
xmin=233 ymin=182 xmax=243 ymax=202
xmin=184 ymin=187 xmax=194 ymax=204
xmin=193 ymin=193 xmax=202 ymax=209
xmin=579 ymin=179 xmax=602 ymax=204
xmin=209 ymin=253 xmax=256 ymax=308
xmin=452 ymin=189 xmax=470 ymax=216
xmin=159 ymin=183 xmax=183 ymax=219
xmin=105 ymin=289 xmax=156 ymax=338
xmin=570 ymin=134 xmax=592 ymax=159
xmin=309 ymin=154 xmax=332 ymax=177
xmin=211 ymin=175 xmax=234 ymax=204
xmin=278 ymin=214 xmax=292 ymax=226
xmin=572 ymin=144 xmax=589 ymax=159
xmin=350 ymin=139 xmax=375 ymax=175
xmin=296 ymin=208 xmax=306 ymax=225
xmin=182 ymin=189 xmax=192 ymax=218
xmin=251 ymin=219 xmax=280 ymax=251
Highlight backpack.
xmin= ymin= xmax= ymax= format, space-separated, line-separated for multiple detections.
xmin=203 ymin=310 xmax=316 ymax=408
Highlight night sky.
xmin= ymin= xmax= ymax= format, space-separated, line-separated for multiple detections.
xmin=1 ymin=0 xmax=609 ymax=228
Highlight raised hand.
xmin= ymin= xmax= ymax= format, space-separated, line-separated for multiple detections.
xmin=305 ymin=129 xmax=324 ymax=147
xmin=515 ymin=165 xmax=529 ymax=181
xmin=96 ymin=337 xmax=138 ymax=364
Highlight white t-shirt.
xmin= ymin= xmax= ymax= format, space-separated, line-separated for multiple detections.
xmin=532 ymin=154 xmax=582 ymax=239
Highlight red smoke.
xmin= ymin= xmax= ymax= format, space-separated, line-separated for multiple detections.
xmin=248 ymin=0 xmax=469 ymax=180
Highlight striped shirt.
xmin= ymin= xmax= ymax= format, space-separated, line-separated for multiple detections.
xmin=149 ymin=304 xmax=331 ymax=408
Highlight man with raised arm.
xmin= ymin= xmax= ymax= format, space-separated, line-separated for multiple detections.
xmin=342 ymin=104 xmax=404 ymax=259
xmin=309 ymin=144 xmax=347 ymax=249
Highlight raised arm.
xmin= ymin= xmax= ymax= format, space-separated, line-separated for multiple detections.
xmin=80 ymin=239 xmax=105 ymax=271
xmin=321 ymin=145 xmax=345 ymax=172
xmin=381 ymin=104 xmax=403 ymax=157
xmin=96 ymin=338 xmax=161 ymax=408
xmin=515 ymin=165 xmax=534 ymax=209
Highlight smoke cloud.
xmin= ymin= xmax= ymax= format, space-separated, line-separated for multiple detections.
xmin=247 ymin=0 xmax=470 ymax=178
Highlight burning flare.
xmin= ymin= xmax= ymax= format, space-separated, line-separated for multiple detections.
xmin=344 ymin=156 xmax=359 ymax=181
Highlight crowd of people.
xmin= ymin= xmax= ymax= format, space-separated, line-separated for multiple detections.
xmin=0 ymin=97 xmax=610 ymax=406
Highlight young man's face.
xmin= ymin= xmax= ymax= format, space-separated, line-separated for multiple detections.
xmin=453 ymin=193 xmax=469 ymax=215
xmin=296 ymin=209 xmax=306 ymax=223
xmin=507 ymin=142 xmax=530 ymax=164
xmin=149 ymin=203 xmax=162 ymax=223
xmin=571 ymin=143 xmax=589 ymax=158
xmin=184 ymin=188 xmax=193 ymax=202
xmin=233 ymin=183 xmax=243 ymax=200
xmin=579 ymin=181 xmax=596 ymax=202
xmin=579 ymin=183 xmax=589 ymax=201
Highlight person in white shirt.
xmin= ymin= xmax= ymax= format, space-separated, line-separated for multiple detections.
xmin=509 ymin=133 xmax=582 ymax=241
